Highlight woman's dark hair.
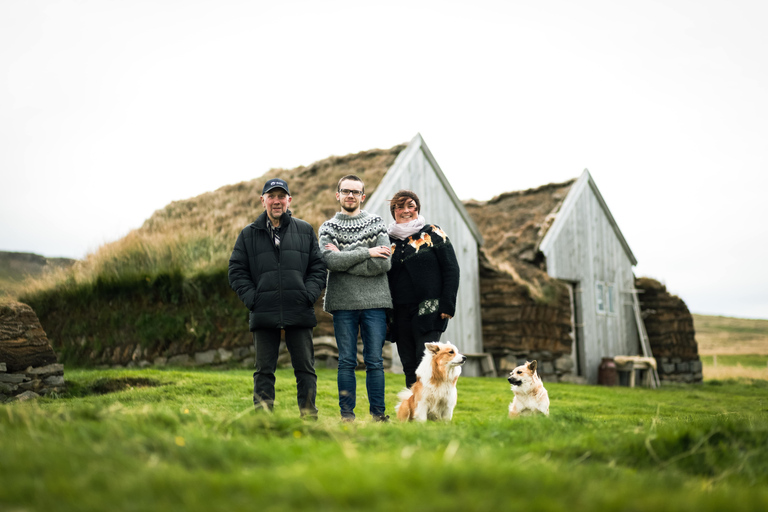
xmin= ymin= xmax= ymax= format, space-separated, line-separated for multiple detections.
xmin=389 ymin=190 xmax=421 ymax=220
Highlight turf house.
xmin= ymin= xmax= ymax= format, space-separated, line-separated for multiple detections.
xmin=19 ymin=135 xmax=701 ymax=385
xmin=465 ymin=172 xmax=702 ymax=385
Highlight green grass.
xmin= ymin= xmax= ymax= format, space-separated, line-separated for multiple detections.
xmin=2 ymin=368 xmax=767 ymax=511
xmin=17 ymin=266 xmax=249 ymax=366
xmin=701 ymin=354 xmax=768 ymax=368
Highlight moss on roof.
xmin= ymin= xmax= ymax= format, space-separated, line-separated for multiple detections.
xmin=464 ymin=179 xmax=575 ymax=266
xmin=464 ymin=179 xmax=576 ymax=303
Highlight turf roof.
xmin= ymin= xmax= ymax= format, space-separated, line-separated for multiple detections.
xmin=140 ymin=143 xmax=408 ymax=241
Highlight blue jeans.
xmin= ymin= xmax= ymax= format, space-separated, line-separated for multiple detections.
xmin=333 ymin=308 xmax=387 ymax=419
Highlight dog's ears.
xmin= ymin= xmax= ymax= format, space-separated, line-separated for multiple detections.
xmin=425 ymin=343 xmax=440 ymax=354
xmin=527 ymin=360 xmax=538 ymax=373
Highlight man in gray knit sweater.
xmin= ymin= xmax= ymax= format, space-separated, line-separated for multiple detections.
xmin=319 ymin=174 xmax=393 ymax=422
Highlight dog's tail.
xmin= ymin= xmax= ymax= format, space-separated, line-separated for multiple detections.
xmin=395 ymin=388 xmax=414 ymax=422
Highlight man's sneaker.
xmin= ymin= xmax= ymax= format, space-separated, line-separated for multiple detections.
xmin=300 ymin=408 xmax=318 ymax=420
xmin=373 ymin=414 xmax=390 ymax=423
xmin=254 ymin=403 xmax=273 ymax=414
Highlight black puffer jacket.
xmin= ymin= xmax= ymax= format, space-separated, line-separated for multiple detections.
xmin=228 ymin=211 xmax=326 ymax=330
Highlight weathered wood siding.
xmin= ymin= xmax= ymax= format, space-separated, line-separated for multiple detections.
xmin=367 ymin=134 xmax=484 ymax=376
xmin=540 ymin=171 xmax=639 ymax=384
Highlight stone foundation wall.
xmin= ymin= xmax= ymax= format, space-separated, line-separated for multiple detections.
xmin=91 ymin=335 xmax=391 ymax=372
xmin=70 ymin=299 xmax=338 ymax=369
xmin=0 ymin=362 xmax=66 ymax=402
xmin=656 ymin=357 xmax=703 ymax=384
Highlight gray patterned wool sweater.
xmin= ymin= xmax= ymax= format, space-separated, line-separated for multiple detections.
xmin=318 ymin=210 xmax=393 ymax=312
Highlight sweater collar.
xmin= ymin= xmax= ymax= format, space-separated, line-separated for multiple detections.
xmin=334 ymin=210 xmax=369 ymax=222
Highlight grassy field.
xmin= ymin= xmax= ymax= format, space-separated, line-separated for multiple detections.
xmin=694 ymin=314 xmax=768 ymax=381
xmin=700 ymin=354 xmax=768 ymax=367
xmin=701 ymin=355 xmax=768 ymax=381
xmin=2 ymin=367 xmax=767 ymax=512
xmin=693 ymin=314 xmax=768 ymax=355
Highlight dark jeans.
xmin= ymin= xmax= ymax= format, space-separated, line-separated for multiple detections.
xmin=394 ymin=304 xmax=443 ymax=389
xmin=333 ymin=308 xmax=387 ymax=419
xmin=252 ymin=327 xmax=318 ymax=417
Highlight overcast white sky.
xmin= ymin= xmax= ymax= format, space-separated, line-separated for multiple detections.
xmin=1 ymin=0 xmax=767 ymax=319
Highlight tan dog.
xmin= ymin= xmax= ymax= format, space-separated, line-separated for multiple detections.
xmin=396 ymin=342 xmax=466 ymax=421
xmin=508 ymin=360 xmax=550 ymax=418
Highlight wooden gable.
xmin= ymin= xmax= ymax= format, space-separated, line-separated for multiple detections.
xmin=366 ymin=134 xmax=485 ymax=375
xmin=538 ymin=170 xmax=640 ymax=383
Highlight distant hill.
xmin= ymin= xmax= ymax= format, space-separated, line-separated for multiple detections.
xmin=692 ymin=314 xmax=768 ymax=355
xmin=0 ymin=251 xmax=76 ymax=296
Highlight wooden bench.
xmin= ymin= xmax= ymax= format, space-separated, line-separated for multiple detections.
xmin=464 ymin=353 xmax=497 ymax=378
xmin=614 ymin=356 xmax=657 ymax=388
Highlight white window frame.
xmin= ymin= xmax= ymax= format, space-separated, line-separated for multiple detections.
xmin=595 ymin=281 xmax=605 ymax=314
xmin=606 ymin=283 xmax=616 ymax=314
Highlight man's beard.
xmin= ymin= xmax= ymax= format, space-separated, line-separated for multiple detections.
xmin=341 ymin=202 xmax=358 ymax=213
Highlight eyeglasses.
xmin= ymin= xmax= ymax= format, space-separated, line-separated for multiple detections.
xmin=339 ymin=189 xmax=363 ymax=197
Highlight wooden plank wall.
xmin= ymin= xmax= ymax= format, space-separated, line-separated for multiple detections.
xmin=367 ymin=145 xmax=484 ymax=376
xmin=543 ymin=178 xmax=638 ymax=383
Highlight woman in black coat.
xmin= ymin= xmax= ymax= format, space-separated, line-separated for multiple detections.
xmin=387 ymin=190 xmax=460 ymax=389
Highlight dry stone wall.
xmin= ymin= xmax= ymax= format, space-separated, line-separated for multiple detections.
xmin=71 ymin=298 xmax=340 ymax=369
xmin=0 ymin=362 xmax=65 ymax=402
xmin=90 ymin=334 xmax=390 ymax=372
xmin=635 ymin=277 xmax=703 ymax=384
xmin=479 ymin=253 xmax=575 ymax=382
xmin=0 ymin=301 xmax=66 ymax=402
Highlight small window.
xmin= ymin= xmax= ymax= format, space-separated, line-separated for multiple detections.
xmin=607 ymin=284 xmax=616 ymax=314
xmin=596 ymin=282 xmax=605 ymax=313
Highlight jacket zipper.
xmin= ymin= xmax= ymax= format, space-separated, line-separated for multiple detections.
xmin=276 ymin=231 xmax=284 ymax=329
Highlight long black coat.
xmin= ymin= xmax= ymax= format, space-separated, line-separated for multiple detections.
xmin=228 ymin=211 xmax=326 ymax=330
xmin=387 ymin=224 xmax=460 ymax=338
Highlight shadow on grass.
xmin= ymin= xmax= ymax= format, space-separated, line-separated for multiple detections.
xmin=76 ymin=376 xmax=165 ymax=396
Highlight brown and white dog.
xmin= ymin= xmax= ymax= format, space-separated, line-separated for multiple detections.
xmin=508 ymin=360 xmax=550 ymax=418
xmin=396 ymin=342 xmax=467 ymax=422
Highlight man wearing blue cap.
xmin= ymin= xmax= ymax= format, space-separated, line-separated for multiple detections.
xmin=228 ymin=178 xmax=326 ymax=418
